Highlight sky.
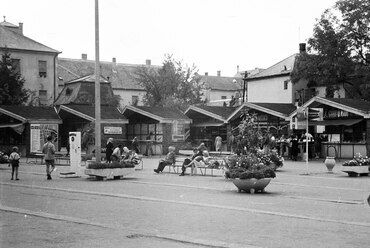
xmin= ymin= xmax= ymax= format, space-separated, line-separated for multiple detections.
xmin=2 ymin=0 xmax=338 ymax=77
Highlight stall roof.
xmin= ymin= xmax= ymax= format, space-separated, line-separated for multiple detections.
xmin=122 ymin=106 xmax=191 ymax=123
xmin=0 ymin=105 xmax=62 ymax=124
xmin=227 ymin=102 xmax=296 ymax=122
xmin=184 ymin=105 xmax=237 ymax=123
xmin=309 ymin=119 xmax=362 ymax=126
xmin=58 ymin=105 xmax=127 ymax=124
xmin=290 ymin=97 xmax=370 ymax=118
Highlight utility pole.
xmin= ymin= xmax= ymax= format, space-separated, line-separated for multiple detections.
xmin=94 ymin=0 xmax=101 ymax=162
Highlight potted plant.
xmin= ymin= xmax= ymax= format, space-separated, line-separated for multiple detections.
xmin=225 ymin=111 xmax=283 ymax=193
xmin=341 ymin=153 xmax=370 ymax=177
xmin=84 ymin=160 xmax=135 ymax=180
xmin=225 ymin=153 xmax=277 ymax=193
xmin=0 ymin=151 xmax=9 ymax=164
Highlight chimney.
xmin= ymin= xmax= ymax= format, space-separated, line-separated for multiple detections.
xmin=112 ymin=57 xmax=116 ymax=63
xmin=299 ymin=43 xmax=306 ymax=53
xmin=237 ymin=65 xmax=239 ymax=74
xmin=205 ymin=72 xmax=208 ymax=76
xmin=217 ymin=70 xmax=221 ymax=77
xmin=82 ymin=53 xmax=87 ymax=60
xmin=145 ymin=59 xmax=151 ymax=66
xmin=18 ymin=22 xmax=23 ymax=35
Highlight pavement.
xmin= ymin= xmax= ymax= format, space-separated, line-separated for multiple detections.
xmin=0 ymin=156 xmax=369 ymax=248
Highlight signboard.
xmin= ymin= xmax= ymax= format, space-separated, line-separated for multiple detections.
xmin=104 ymin=126 xmax=122 ymax=135
xmin=30 ymin=124 xmax=58 ymax=152
xmin=30 ymin=124 xmax=41 ymax=152
xmin=296 ymin=107 xmax=307 ymax=130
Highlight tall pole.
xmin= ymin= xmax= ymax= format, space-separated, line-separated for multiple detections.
xmin=305 ymin=107 xmax=309 ymax=174
xmin=94 ymin=0 xmax=101 ymax=162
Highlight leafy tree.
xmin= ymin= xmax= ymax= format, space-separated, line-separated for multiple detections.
xmin=133 ymin=55 xmax=205 ymax=110
xmin=0 ymin=50 xmax=29 ymax=105
xmin=291 ymin=0 xmax=370 ymax=100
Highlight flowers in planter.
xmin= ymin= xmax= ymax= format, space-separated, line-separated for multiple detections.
xmin=87 ymin=161 xmax=135 ymax=169
xmin=225 ymin=153 xmax=276 ymax=179
xmin=342 ymin=153 xmax=370 ymax=167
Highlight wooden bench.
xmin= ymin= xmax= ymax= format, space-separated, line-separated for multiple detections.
xmin=170 ymin=154 xmax=227 ymax=176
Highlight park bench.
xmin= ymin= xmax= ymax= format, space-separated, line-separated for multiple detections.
xmin=169 ymin=149 xmax=229 ymax=176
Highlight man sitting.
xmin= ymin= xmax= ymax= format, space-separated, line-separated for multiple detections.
xmin=154 ymin=146 xmax=176 ymax=173
xmin=121 ymin=147 xmax=140 ymax=167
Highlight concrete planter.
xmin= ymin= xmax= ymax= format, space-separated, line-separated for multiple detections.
xmin=341 ymin=165 xmax=369 ymax=177
xmin=232 ymin=178 xmax=272 ymax=194
xmin=84 ymin=167 xmax=135 ymax=180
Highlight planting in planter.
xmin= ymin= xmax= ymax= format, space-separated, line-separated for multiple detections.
xmin=225 ymin=111 xmax=283 ymax=194
xmin=341 ymin=153 xmax=369 ymax=177
xmin=84 ymin=161 xmax=135 ymax=180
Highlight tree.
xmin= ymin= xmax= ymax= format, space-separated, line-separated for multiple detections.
xmin=291 ymin=0 xmax=370 ymax=100
xmin=0 ymin=50 xmax=29 ymax=105
xmin=133 ymin=55 xmax=205 ymax=110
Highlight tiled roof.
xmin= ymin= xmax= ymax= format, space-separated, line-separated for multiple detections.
xmin=324 ymin=98 xmax=370 ymax=113
xmin=57 ymin=58 xmax=157 ymax=90
xmin=60 ymin=104 xmax=126 ymax=120
xmin=54 ymin=74 xmax=115 ymax=106
xmin=200 ymin=75 xmax=241 ymax=91
xmin=191 ymin=105 xmax=238 ymax=119
xmin=248 ymin=54 xmax=297 ymax=79
xmin=0 ymin=26 xmax=59 ymax=53
xmin=0 ymin=105 xmax=61 ymax=121
xmin=134 ymin=106 xmax=190 ymax=120
xmin=250 ymin=103 xmax=297 ymax=115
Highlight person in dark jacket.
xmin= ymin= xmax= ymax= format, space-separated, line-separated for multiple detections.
xmin=132 ymin=136 xmax=140 ymax=154
xmin=290 ymin=135 xmax=299 ymax=161
xmin=106 ymin=138 xmax=114 ymax=163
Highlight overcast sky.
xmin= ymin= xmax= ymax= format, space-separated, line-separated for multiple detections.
xmin=2 ymin=0 xmax=338 ymax=76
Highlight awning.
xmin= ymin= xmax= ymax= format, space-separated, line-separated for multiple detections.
xmin=309 ymin=119 xmax=362 ymax=126
xmin=0 ymin=123 xmax=25 ymax=134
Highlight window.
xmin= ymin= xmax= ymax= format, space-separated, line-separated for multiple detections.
xmin=11 ymin=59 xmax=21 ymax=75
xmin=132 ymin=96 xmax=138 ymax=106
xmin=284 ymin=80 xmax=288 ymax=90
xmin=39 ymin=90 xmax=47 ymax=105
xmin=38 ymin=60 xmax=47 ymax=77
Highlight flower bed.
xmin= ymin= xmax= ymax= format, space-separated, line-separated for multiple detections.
xmin=341 ymin=153 xmax=369 ymax=177
xmin=86 ymin=161 xmax=135 ymax=169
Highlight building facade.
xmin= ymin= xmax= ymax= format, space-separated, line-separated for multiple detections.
xmin=0 ymin=19 xmax=60 ymax=106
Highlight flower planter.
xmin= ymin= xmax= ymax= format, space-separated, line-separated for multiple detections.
xmin=84 ymin=167 xmax=135 ymax=180
xmin=341 ymin=165 xmax=369 ymax=177
xmin=232 ymin=178 xmax=272 ymax=194
xmin=324 ymin=157 xmax=336 ymax=173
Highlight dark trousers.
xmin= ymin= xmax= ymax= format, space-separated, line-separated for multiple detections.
xmin=181 ymin=158 xmax=192 ymax=174
xmin=157 ymin=160 xmax=173 ymax=172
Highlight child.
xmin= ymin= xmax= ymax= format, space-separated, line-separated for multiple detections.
xmin=9 ymin=146 xmax=21 ymax=180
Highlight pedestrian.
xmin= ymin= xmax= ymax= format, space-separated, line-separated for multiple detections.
xmin=315 ymin=134 xmax=323 ymax=159
xmin=9 ymin=146 xmax=21 ymax=180
xmin=290 ymin=134 xmax=299 ymax=161
xmin=106 ymin=138 xmax=114 ymax=163
xmin=42 ymin=135 xmax=56 ymax=180
xmin=153 ymin=146 xmax=176 ymax=173
xmin=132 ymin=136 xmax=140 ymax=154
xmin=215 ymin=136 xmax=222 ymax=152
xmin=145 ymin=132 xmax=154 ymax=156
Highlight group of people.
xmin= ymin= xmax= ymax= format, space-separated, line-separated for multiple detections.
xmin=153 ymin=143 xmax=211 ymax=176
xmin=105 ymin=138 xmax=140 ymax=166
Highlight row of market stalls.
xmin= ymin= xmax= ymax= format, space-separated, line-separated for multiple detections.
xmin=1 ymin=73 xmax=370 ymax=158
xmin=1 ymin=95 xmax=370 ymax=158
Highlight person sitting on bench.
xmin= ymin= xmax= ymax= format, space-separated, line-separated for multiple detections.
xmin=154 ymin=146 xmax=176 ymax=173
xmin=182 ymin=150 xmax=211 ymax=176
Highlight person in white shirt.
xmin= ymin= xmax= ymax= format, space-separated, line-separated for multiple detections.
xmin=9 ymin=146 xmax=21 ymax=180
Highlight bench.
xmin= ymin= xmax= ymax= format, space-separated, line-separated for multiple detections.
xmin=170 ymin=154 xmax=227 ymax=176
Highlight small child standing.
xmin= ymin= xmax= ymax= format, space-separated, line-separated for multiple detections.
xmin=9 ymin=146 xmax=21 ymax=180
